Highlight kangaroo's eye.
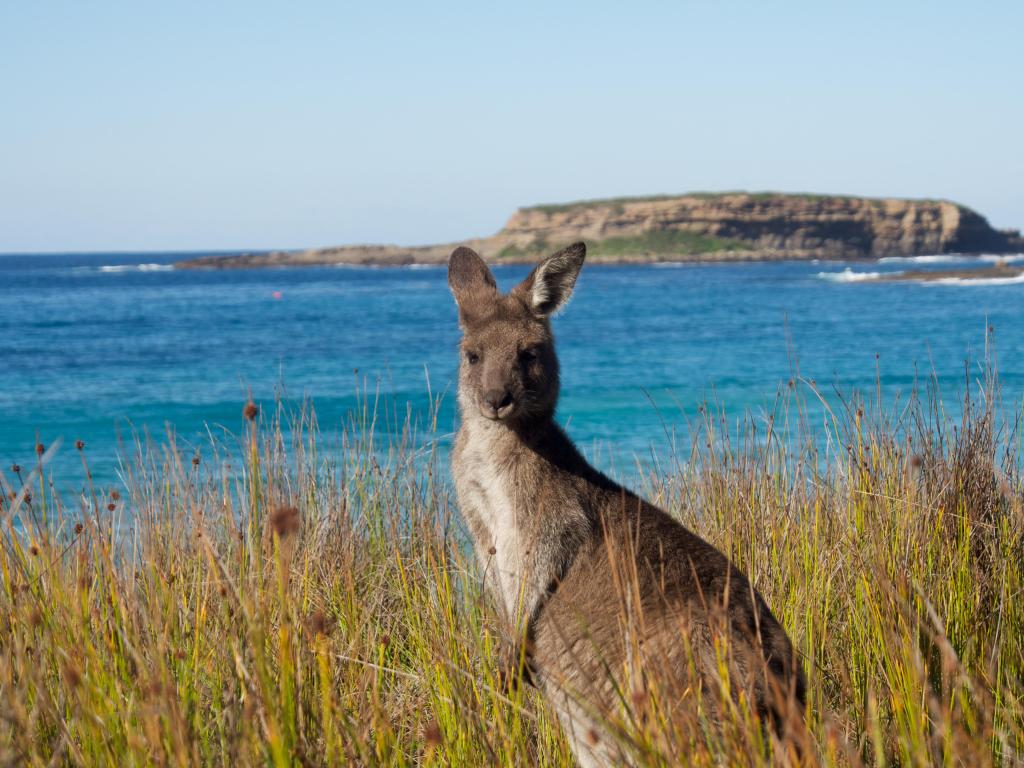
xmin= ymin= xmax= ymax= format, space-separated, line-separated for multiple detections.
xmin=520 ymin=348 xmax=538 ymax=363
xmin=466 ymin=351 xmax=480 ymax=365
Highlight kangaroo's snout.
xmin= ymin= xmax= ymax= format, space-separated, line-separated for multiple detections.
xmin=481 ymin=387 xmax=515 ymax=420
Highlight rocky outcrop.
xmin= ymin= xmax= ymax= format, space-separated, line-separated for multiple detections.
xmin=176 ymin=193 xmax=1021 ymax=269
xmin=493 ymin=193 xmax=1018 ymax=260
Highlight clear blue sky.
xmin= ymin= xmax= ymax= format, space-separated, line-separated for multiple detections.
xmin=2 ymin=1 xmax=1021 ymax=252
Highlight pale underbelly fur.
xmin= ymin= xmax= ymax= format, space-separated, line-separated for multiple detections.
xmin=456 ymin=423 xmax=537 ymax=625
xmin=461 ymin=459 xmax=527 ymax=620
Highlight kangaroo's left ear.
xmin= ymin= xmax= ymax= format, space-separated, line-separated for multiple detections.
xmin=514 ymin=242 xmax=586 ymax=317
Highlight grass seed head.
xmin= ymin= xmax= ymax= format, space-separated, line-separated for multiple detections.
xmin=631 ymin=686 xmax=648 ymax=710
xmin=35 ymin=443 xmax=45 ymax=456
xmin=63 ymin=663 xmax=82 ymax=689
xmin=243 ymin=401 xmax=259 ymax=421
xmin=306 ymin=610 xmax=331 ymax=638
xmin=269 ymin=505 xmax=300 ymax=537
xmin=424 ymin=719 xmax=442 ymax=747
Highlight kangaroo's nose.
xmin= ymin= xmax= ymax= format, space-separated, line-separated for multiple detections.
xmin=482 ymin=389 xmax=514 ymax=417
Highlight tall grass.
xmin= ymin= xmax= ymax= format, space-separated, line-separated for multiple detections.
xmin=1 ymin=366 xmax=1022 ymax=766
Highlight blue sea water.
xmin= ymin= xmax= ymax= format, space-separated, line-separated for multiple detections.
xmin=1 ymin=251 xmax=1023 ymax=488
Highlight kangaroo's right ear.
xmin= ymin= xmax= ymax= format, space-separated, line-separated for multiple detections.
xmin=448 ymin=247 xmax=497 ymax=319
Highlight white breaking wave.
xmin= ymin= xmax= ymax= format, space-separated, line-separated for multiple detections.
xmin=878 ymin=254 xmax=964 ymax=265
xmin=925 ymin=273 xmax=1024 ymax=287
xmin=817 ymin=268 xmax=887 ymax=282
xmin=99 ymin=263 xmax=175 ymax=273
xmin=878 ymin=253 xmax=1024 ymax=265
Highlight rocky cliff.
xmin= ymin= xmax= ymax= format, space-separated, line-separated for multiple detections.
xmin=177 ymin=192 xmax=1022 ymax=268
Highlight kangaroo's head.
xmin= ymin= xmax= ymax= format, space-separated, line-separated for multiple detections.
xmin=448 ymin=242 xmax=585 ymax=425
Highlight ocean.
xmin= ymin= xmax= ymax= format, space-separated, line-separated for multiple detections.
xmin=2 ymin=251 xmax=1023 ymax=488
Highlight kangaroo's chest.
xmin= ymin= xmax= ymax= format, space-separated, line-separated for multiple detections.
xmin=454 ymin=431 xmax=531 ymax=617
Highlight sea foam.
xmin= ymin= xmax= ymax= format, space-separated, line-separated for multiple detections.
xmin=878 ymin=254 xmax=964 ymax=265
xmin=878 ymin=253 xmax=1024 ymax=266
xmin=99 ymin=263 xmax=175 ymax=273
xmin=816 ymin=268 xmax=887 ymax=283
xmin=925 ymin=273 xmax=1024 ymax=287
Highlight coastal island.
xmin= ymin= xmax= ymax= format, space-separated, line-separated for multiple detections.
xmin=175 ymin=192 xmax=1024 ymax=269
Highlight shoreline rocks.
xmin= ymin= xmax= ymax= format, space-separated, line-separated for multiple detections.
xmin=869 ymin=263 xmax=1024 ymax=283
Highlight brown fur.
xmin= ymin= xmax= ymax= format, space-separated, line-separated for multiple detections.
xmin=449 ymin=243 xmax=805 ymax=765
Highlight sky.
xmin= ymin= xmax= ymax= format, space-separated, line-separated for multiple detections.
xmin=2 ymin=1 xmax=1022 ymax=253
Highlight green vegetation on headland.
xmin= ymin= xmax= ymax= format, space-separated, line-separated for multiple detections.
xmin=588 ymin=229 xmax=753 ymax=257
xmin=3 ymin=368 xmax=1023 ymax=765
xmin=498 ymin=229 xmax=752 ymax=261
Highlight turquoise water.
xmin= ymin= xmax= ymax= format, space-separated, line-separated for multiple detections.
xmin=1 ymin=251 xmax=1023 ymax=487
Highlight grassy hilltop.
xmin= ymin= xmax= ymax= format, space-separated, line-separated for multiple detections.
xmin=2 ymin=372 xmax=1023 ymax=765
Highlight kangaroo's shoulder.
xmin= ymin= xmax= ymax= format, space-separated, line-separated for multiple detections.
xmin=586 ymin=489 xmax=737 ymax=586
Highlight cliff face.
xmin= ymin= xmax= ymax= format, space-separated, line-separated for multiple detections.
xmin=491 ymin=193 xmax=1017 ymax=260
xmin=177 ymin=193 xmax=1020 ymax=269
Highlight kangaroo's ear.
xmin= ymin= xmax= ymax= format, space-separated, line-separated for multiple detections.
xmin=448 ymin=247 xmax=497 ymax=317
xmin=514 ymin=242 xmax=586 ymax=317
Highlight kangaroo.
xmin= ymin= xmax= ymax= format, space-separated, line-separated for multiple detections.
xmin=448 ymin=242 xmax=805 ymax=766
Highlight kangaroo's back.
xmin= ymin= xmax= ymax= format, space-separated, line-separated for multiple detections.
xmin=447 ymin=243 xmax=805 ymax=766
